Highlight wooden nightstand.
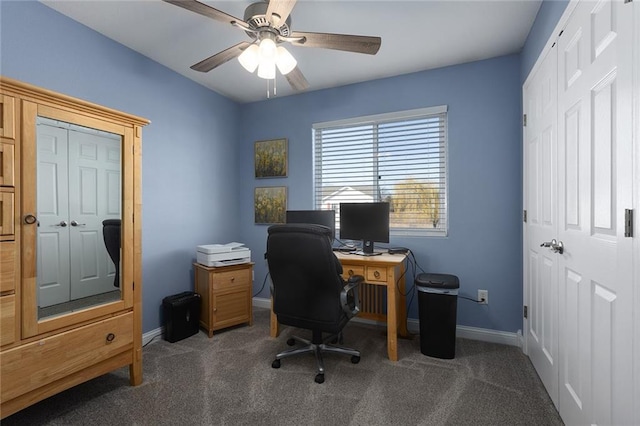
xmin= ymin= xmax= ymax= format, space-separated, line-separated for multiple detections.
xmin=193 ymin=262 xmax=254 ymax=337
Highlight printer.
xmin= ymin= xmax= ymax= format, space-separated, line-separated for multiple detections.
xmin=196 ymin=242 xmax=251 ymax=267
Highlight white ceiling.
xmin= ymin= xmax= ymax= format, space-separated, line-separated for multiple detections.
xmin=41 ymin=0 xmax=542 ymax=103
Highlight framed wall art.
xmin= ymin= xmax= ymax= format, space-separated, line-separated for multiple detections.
xmin=254 ymin=186 xmax=287 ymax=224
xmin=255 ymin=138 xmax=288 ymax=178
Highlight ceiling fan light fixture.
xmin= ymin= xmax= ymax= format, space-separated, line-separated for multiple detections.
xmin=258 ymin=37 xmax=277 ymax=61
xmin=275 ymin=46 xmax=297 ymax=75
xmin=238 ymin=44 xmax=260 ymax=73
xmin=257 ymin=59 xmax=276 ymax=79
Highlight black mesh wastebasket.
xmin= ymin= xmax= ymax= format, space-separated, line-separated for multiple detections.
xmin=415 ymin=273 xmax=459 ymax=359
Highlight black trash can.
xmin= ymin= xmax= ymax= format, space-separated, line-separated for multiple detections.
xmin=162 ymin=291 xmax=201 ymax=343
xmin=415 ymin=273 xmax=459 ymax=359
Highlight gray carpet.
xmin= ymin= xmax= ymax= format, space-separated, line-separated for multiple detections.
xmin=3 ymin=308 xmax=562 ymax=425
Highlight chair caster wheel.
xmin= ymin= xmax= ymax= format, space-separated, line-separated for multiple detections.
xmin=287 ymin=338 xmax=296 ymax=346
xmin=272 ymin=359 xmax=281 ymax=369
xmin=351 ymin=355 xmax=361 ymax=364
xmin=315 ymin=373 xmax=325 ymax=384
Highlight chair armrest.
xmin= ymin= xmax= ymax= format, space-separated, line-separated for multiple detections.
xmin=340 ymin=275 xmax=364 ymax=317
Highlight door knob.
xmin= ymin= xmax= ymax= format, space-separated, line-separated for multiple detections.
xmin=24 ymin=214 xmax=37 ymax=225
xmin=55 ymin=220 xmax=68 ymax=227
xmin=551 ymin=240 xmax=564 ymax=254
xmin=540 ymin=239 xmax=564 ymax=254
xmin=70 ymin=220 xmax=86 ymax=227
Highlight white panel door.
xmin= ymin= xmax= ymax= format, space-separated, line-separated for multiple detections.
xmin=523 ymin=44 xmax=559 ymax=407
xmin=36 ymin=124 xmax=71 ymax=307
xmin=556 ymin=1 xmax=634 ymax=424
xmin=68 ymin=129 xmax=121 ymax=299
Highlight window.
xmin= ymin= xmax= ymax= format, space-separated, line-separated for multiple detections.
xmin=313 ymin=106 xmax=448 ymax=236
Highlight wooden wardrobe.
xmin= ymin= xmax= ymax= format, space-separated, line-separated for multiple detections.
xmin=0 ymin=77 xmax=148 ymax=418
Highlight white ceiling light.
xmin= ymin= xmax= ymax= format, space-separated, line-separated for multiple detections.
xmin=275 ymin=46 xmax=297 ymax=75
xmin=238 ymin=36 xmax=297 ymax=80
xmin=237 ymin=44 xmax=259 ymax=73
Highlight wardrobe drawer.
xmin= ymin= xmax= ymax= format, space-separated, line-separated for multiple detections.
xmin=0 ymin=189 xmax=14 ymax=238
xmin=0 ymin=143 xmax=14 ymax=186
xmin=0 ymin=312 xmax=133 ymax=403
xmin=0 ymin=241 xmax=15 ymax=293
xmin=0 ymin=294 xmax=15 ymax=347
xmin=0 ymin=95 xmax=15 ymax=140
xmin=212 ymin=268 xmax=251 ymax=290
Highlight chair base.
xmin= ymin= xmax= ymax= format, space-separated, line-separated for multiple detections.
xmin=272 ymin=332 xmax=360 ymax=383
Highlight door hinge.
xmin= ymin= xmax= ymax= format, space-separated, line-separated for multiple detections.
xmin=523 ymin=210 xmax=527 ymax=223
xmin=523 ymin=305 xmax=528 ymax=319
xmin=523 ymin=114 xmax=527 ymax=127
xmin=624 ymin=209 xmax=633 ymax=237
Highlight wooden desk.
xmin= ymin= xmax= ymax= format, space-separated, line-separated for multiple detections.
xmin=270 ymin=252 xmax=409 ymax=361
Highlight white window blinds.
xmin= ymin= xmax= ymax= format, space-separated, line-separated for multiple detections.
xmin=313 ymin=106 xmax=448 ymax=236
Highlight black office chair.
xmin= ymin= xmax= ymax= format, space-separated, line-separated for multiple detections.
xmin=266 ymin=223 xmax=364 ymax=384
xmin=102 ymin=219 xmax=121 ymax=288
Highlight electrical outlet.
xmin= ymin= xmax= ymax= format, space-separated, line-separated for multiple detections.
xmin=478 ymin=290 xmax=488 ymax=305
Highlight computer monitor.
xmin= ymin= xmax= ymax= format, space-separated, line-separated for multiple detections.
xmin=285 ymin=210 xmax=336 ymax=240
xmin=339 ymin=202 xmax=390 ymax=256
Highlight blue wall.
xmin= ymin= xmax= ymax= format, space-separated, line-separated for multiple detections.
xmin=239 ymin=55 xmax=525 ymax=333
xmin=1 ymin=0 xmax=570 ymax=335
xmin=1 ymin=1 xmax=242 ymax=333
xmin=521 ymin=0 xmax=570 ymax=83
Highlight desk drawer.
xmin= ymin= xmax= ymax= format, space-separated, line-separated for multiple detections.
xmin=0 ymin=312 xmax=133 ymax=403
xmin=212 ymin=268 xmax=251 ymax=290
xmin=365 ymin=266 xmax=387 ymax=283
xmin=341 ymin=265 xmax=364 ymax=280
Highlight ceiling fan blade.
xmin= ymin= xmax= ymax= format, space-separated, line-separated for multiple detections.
xmin=285 ymin=66 xmax=310 ymax=92
xmin=266 ymin=0 xmax=297 ymax=27
xmin=163 ymin=0 xmax=242 ymax=25
xmin=289 ymin=32 xmax=381 ymax=55
xmin=191 ymin=42 xmax=252 ymax=73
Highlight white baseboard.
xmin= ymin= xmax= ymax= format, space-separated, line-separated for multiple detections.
xmin=253 ymin=297 xmax=522 ymax=348
xmin=143 ymin=327 xmax=163 ymax=346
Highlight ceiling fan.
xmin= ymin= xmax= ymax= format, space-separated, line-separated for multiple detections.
xmin=163 ymin=0 xmax=382 ymax=92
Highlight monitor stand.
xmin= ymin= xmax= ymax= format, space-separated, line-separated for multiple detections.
xmin=355 ymin=240 xmax=382 ymax=256
xmin=354 ymin=250 xmax=382 ymax=256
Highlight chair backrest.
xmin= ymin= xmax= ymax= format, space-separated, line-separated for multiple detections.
xmin=266 ymin=224 xmax=346 ymax=328
xmin=102 ymin=219 xmax=121 ymax=287
xmin=102 ymin=219 xmax=121 ymax=261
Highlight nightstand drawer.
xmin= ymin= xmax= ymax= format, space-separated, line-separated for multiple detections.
xmin=212 ymin=268 xmax=251 ymax=290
